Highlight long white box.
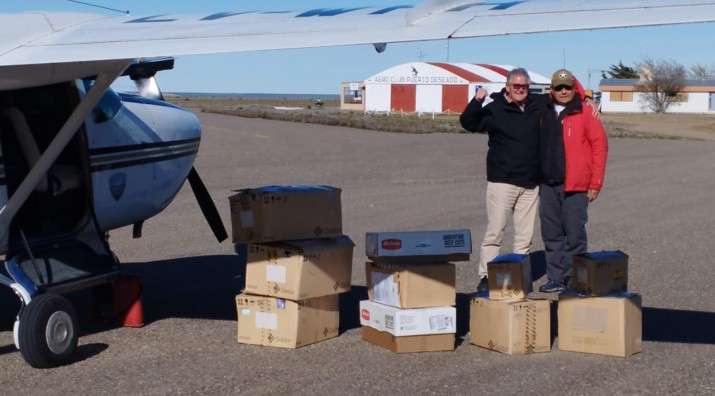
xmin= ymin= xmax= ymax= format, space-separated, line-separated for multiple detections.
xmin=359 ymin=300 xmax=456 ymax=336
xmin=365 ymin=229 xmax=471 ymax=263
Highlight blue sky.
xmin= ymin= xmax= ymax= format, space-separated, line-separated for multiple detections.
xmin=6 ymin=1 xmax=715 ymax=94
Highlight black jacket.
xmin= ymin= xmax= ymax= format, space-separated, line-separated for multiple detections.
xmin=538 ymin=95 xmax=583 ymax=185
xmin=460 ymin=89 xmax=544 ymax=187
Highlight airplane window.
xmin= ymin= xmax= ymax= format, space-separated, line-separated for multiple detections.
xmin=82 ymin=79 xmax=122 ymax=123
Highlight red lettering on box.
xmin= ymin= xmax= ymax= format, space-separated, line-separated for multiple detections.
xmin=381 ymin=239 xmax=402 ymax=250
xmin=361 ymin=309 xmax=370 ymax=320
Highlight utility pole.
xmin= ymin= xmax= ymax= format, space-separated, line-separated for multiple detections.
xmin=417 ymin=49 xmax=427 ymax=61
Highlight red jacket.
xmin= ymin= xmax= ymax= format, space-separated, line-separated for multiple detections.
xmin=560 ymin=94 xmax=608 ymax=192
xmin=540 ymin=78 xmax=608 ymax=192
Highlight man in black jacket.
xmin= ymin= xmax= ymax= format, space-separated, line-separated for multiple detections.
xmin=459 ymin=67 xmax=542 ymax=293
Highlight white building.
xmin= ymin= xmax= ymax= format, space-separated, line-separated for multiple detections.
xmin=599 ymin=79 xmax=715 ymax=113
xmin=342 ymin=62 xmax=550 ymax=113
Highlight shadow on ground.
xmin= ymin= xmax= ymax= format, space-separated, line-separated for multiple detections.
xmin=641 ymin=307 xmax=715 ymax=344
xmin=2 ymin=248 xmax=714 ymax=348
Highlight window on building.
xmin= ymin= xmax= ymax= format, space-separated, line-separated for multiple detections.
xmin=610 ymin=91 xmax=634 ymax=102
xmin=343 ymin=87 xmax=362 ymax=104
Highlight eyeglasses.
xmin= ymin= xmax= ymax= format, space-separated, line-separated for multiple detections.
xmin=509 ymin=83 xmax=529 ymax=90
xmin=509 ymin=83 xmax=529 ymax=91
xmin=552 ymin=85 xmax=573 ymax=92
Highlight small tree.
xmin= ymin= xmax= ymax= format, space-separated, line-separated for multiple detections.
xmin=636 ymin=57 xmax=686 ymax=113
xmin=605 ymin=61 xmax=639 ymax=79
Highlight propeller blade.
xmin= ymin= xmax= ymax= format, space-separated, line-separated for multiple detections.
xmin=187 ymin=167 xmax=228 ymax=242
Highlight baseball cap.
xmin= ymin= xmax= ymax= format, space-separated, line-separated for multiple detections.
xmin=551 ymin=69 xmax=574 ymax=87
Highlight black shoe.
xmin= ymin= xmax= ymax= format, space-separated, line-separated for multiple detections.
xmin=476 ymin=276 xmax=489 ymax=293
xmin=539 ymin=280 xmax=565 ymax=293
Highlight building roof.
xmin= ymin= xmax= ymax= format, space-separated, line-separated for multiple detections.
xmin=365 ymin=62 xmax=550 ymax=85
xmin=601 ymin=78 xmax=715 ymax=85
xmin=599 ymin=78 xmax=715 ymax=91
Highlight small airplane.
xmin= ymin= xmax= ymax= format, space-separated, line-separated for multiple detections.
xmin=1 ymin=0 xmax=714 ymax=368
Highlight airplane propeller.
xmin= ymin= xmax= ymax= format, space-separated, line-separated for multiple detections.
xmin=187 ymin=166 xmax=228 ymax=243
xmin=123 ymin=58 xmax=227 ymax=243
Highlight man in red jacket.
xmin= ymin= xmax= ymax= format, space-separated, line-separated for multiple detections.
xmin=538 ymin=69 xmax=608 ymax=293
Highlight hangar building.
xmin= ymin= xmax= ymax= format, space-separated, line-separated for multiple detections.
xmin=340 ymin=62 xmax=550 ymax=113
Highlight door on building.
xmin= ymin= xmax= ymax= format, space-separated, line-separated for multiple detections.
xmin=442 ymin=85 xmax=468 ymax=112
xmin=709 ymin=93 xmax=715 ymax=111
xmin=390 ymin=84 xmax=416 ymax=112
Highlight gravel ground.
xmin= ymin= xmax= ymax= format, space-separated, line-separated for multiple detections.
xmin=1 ymin=112 xmax=714 ymax=394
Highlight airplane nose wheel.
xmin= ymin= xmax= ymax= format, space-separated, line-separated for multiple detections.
xmin=18 ymin=293 xmax=79 ymax=368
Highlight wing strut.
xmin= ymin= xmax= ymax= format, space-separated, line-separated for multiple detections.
xmin=0 ymin=60 xmax=132 ymax=243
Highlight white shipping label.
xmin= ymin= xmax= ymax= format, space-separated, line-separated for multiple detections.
xmin=429 ymin=315 xmax=453 ymax=331
xmin=255 ymin=312 xmax=278 ymax=330
xmin=240 ymin=210 xmax=254 ymax=227
xmin=370 ymin=271 xmax=399 ymax=306
xmin=576 ymin=266 xmax=588 ymax=283
xmin=572 ymin=307 xmax=608 ymax=332
xmin=496 ymin=270 xmax=512 ymax=287
xmin=385 ymin=314 xmax=395 ymax=329
xmin=266 ymin=264 xmax=287 ymax=283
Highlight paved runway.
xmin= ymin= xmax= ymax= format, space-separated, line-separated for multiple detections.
xmin=1 ymin=112 xmax=714 ymax=394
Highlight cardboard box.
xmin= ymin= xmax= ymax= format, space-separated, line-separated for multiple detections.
xmin=469 ymin=297 xmax=551 ymax=355
xmin=245 ymin=236 xmax=354 ymax=299
xmin=366 ymin=261 xmax=456 ymax=308
xmin=571 ymin=251 xmax=628 ymax=296
xmin=361 ymin=326 xmax=455 ymax=353
xmin=558 ymin=292 xmax=642 ymax=357
xmin=229 ymin=185 xmax=342 ymax=243
xmin=487 ymin=254 xmax=533 ymax=300
xmin=365 ymin=229 xmax=471 ymax=263
xmin=359 ymin=300 xmax=456 ymax=336
xmin=236 ymin=293 xmax=339 ymax=348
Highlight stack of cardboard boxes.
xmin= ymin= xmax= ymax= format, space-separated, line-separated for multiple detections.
xmin=359 ymin=230 xmax=471 ymax=353
xmin=469 ymin=254 xmax=551 ymax=355
xmin=557 ymin=250 xmax=641 ymax=357
xmin=229 ymin=185 xmax=355 ymax=348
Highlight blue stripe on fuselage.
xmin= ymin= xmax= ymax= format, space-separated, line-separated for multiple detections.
xmin=117 ymin=93 xmax=188 ymax=111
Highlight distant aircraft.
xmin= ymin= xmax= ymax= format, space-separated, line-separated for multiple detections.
xmin=0 ymin=0 xmax=714 ymax=368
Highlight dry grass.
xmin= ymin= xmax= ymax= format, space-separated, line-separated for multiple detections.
xmin=167 ymin=95 xmax=715 ymax=140
xmin=169 ymin=95 xmax=463 ymax=134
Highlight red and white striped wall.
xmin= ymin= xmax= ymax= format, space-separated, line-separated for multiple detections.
xmin=364 ymin=62 xmax=550 ymax=113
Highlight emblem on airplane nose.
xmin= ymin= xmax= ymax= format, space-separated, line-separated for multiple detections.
xmin=110 ymin=172 xmax=127 ymax=200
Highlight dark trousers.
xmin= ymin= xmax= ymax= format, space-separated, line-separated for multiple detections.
xmin=539 ymin=183 xmax=588 ymax=284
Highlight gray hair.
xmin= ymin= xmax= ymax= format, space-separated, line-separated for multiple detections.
xmin=506 ymin=67 xmax=531 ymax=84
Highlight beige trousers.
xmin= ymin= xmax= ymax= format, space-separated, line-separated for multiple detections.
xmin=478 ymin=182 xmax=539 ymax=278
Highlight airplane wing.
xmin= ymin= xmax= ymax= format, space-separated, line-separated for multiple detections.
xmin=2 ymin=0 xmax=715 ymax=70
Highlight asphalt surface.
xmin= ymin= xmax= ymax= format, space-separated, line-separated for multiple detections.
xmin=1 ymin=112 xmax=714 ymax=394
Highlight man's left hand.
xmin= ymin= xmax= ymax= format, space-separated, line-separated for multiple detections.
xmin=587 ymin=189 xmax=600 ymax=202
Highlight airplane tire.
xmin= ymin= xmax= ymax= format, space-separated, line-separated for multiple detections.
xmin=18 ymin=293 xmax=79 ymax=368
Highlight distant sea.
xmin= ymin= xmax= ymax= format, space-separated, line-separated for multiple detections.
xmin=170 ymin=92 xmax=340 ymax=100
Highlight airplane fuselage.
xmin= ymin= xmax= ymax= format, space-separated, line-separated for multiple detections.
xmin=0 ymin=78 xmax=201 ymax=254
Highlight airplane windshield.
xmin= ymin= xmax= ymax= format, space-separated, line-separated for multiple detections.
xmin=82 ymin=78 xmax=122 ymax=123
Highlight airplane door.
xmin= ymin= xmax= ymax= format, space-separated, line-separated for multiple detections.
xmin=0 ymin=82 xmax=91 ymax=248
xmin=0 ymin=108 xmax=12 ymax=250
